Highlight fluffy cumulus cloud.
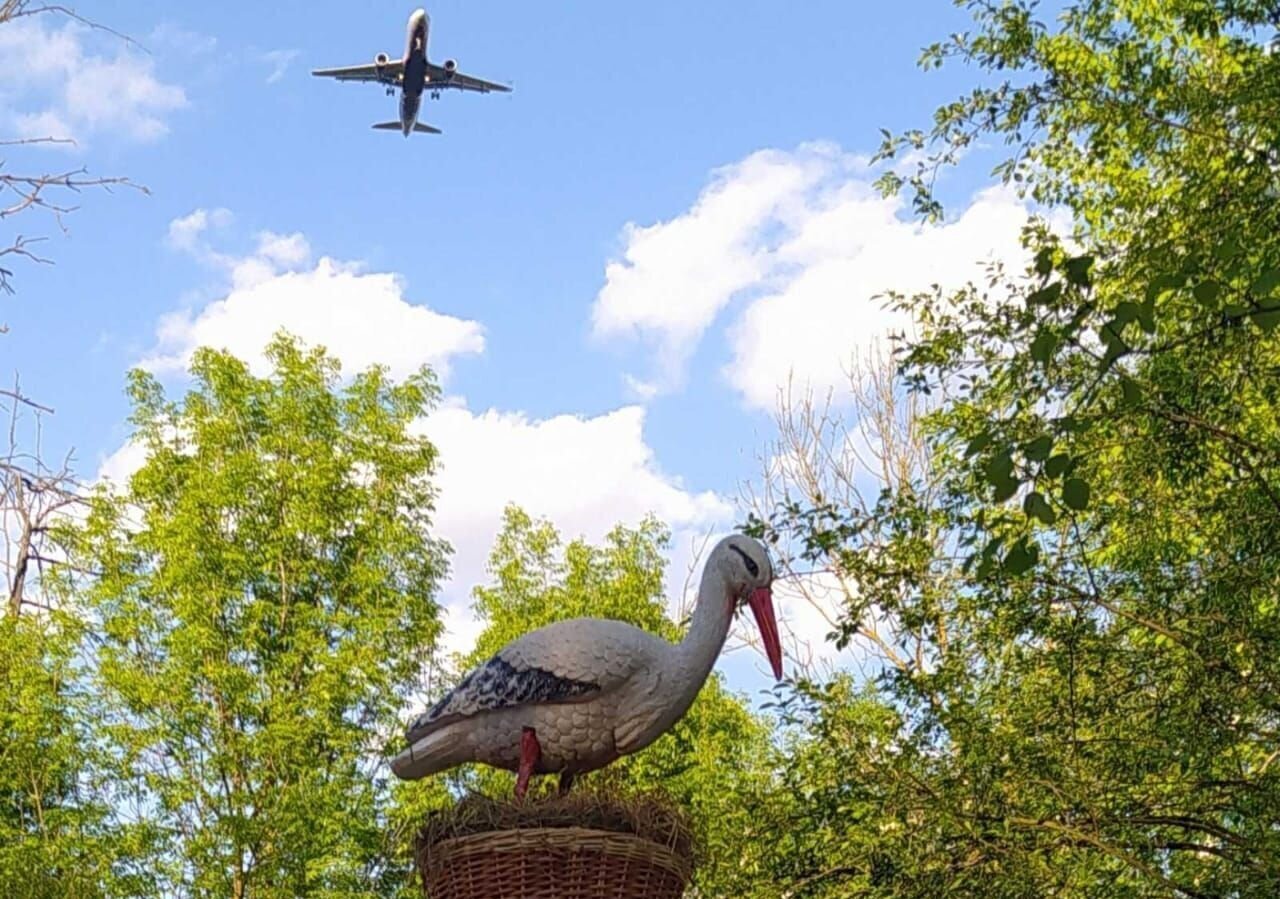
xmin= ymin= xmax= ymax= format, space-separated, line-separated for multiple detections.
xmin=419 ymin=402 xmax=731 ymax=656
xmin=104 ymin=212 xmax=734 ymax=664
xmin=592 ymin=146 xmax=847 ymax=391
xmin=145 ymin=209 xmax=485 ymax=382
xmin=0 ymin=15 xmax=186 ymax=143
xmin=592 ymin=142 xmax=1034 ymax=408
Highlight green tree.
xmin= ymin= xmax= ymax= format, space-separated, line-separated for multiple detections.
xmin=0 ymin=612 xmax=158 ymax=898
xmin=395 ymin=506 xmax=783 ymax=897
xmin=1 ymin=6 xmax=146 ymax=893
xmin=70 ymin=335 xmax=448 ymax=897
xmin=752 ymin=1 xmax=1280 ymax=895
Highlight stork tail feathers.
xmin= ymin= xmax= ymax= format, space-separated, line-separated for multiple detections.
xmin=390 ymin=725 xmax=463 ymax=780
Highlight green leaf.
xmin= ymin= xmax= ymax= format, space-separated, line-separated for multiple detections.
xmin=985 ymin=450 xmax=1014 ymax=482
xmin=965 ymin=432 xmax=993 ymax=457
xmin=1023 ymin=491 xmax=1057 ymax=525
xmin=1120 ymin=379 xmax=1143 ymax=406
xmin=1136 ymin=300 xmax=1157 ymax=334
xmin=1214 ymin=234 xmax=1242 ymax=262
xmin=1113 ymin=301 xmax=1141 ymax=324
xmin=1145 ymin=272 xmax=1183 ymax=302
xmin=1024 ymin=435 xmax=1053 ymax=461
xmin=1027 ymin=282 xmax=1063 ymax=306
xmin=1251 ymin=267 xmax=1280 ymax=297
xmin=1045 ymin=454 xmax=1072 ymax=478
xmin=1062 ymin=477 xmax=1091 ymax=511
xmin=1063 ymin=255 xmax=1094 ymax=287
xmin=1192 ymin=280 xmax=1221 ymax=305
xmin=1003 ymin=539 xmax=1038 ymax=575
xmin=992 ymin=476 xmax=1021 ymax=503
xmin=1034 ymin=247 xmax=1054 ymax=276
xmin=1252 ymin=305 xmax=1280 ymax=333
xmin=1030 ymin=330 xmax=1058 ymax=364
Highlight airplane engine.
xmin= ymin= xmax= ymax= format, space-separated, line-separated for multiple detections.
xmin=442 ymin=58 xmax=458 ymax=77
xmin=374 ymin=51 xmax=390 ymax=73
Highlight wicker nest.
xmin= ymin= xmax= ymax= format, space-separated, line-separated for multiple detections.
xmin=415 ymin=790 xmax=694 ymax=899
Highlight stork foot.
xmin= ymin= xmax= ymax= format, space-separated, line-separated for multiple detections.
xmin=515 ymin=726 xmax=540 ymax=801
xmin=558 ymin=771 xmax=575 ymax=795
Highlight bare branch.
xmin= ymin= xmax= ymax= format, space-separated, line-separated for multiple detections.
xmin=0 ymin=136 xmax=77 ymax=148
xmin=741 ymin=342 xmax=944 ymax=681
xmin=0 ymin=3 xmax=147 ymax=301
xmin=1 ymin=1 xmax=142 ymax=51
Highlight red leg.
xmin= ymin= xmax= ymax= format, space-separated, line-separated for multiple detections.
xmin=515 ymin=726 xmax=540 ymax=800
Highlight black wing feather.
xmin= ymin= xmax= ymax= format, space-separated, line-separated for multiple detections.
xmin=406 ymin=656 xmax=598 ymax=742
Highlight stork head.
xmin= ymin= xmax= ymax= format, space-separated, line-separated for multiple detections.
xmin=714 ymin=535 xmax=783 ymax=680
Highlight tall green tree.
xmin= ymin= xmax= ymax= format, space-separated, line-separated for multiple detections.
xmin=394 ymin=506 xmax=783 ymax=898
xmin=70 ymin=335 xmax=448 ymax=897
xmin=752 ymin=1 xmax=1280 ymax=895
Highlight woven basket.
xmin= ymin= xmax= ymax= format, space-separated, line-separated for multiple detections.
xmin=418 ymin=825 xmax=691 ymax=899
xmin=414 ymin=792 xmax=694 ymax=899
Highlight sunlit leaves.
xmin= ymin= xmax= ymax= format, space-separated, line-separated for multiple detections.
xmin=757 ymin=0 xmax=1280 ymax=895
xmin=71 ymin=335 xmax=448 ymax=897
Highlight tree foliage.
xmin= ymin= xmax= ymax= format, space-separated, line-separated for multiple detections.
xmin=66 ymin=336 xmax=448 ymax=897
xmin=750 ymin=1 xmax=1280 ymax=895
xmin=0 ymin=611 xmax=157 ymax=898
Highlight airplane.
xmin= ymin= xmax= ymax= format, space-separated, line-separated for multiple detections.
xmin=312 ymin=7 xmax=510 ymax=137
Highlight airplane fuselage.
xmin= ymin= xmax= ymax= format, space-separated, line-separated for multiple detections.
xmin=398 ymin=9 xmax=431 ymax=136
xmin=312 ymin=5 xmax=507 ymax=136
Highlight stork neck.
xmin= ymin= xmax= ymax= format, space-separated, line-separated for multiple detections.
xmin=674 ymin=563 xmax=734 ymax=695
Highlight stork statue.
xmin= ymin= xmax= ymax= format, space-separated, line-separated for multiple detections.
xmin=391 ymin=535 xmax=782 ymax=798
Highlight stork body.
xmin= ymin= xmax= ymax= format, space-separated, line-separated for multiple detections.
xmin=390 ymin=535 xmax=780 ymax=793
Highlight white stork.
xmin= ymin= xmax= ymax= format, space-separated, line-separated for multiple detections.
xmin=391 ymin=534 xmax=782 ymax=797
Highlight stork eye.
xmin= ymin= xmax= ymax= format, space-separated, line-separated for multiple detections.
xmin=728 ymin=544 xmax=759 ymax=578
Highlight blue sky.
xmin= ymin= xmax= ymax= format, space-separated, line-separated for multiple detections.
xmin=1 ymin=1 xmax=1035 ymax=698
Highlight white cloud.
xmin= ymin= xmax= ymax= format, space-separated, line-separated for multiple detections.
xmin=149 ymin=24 xmax=218 ymax=57
xmin=419 ymin=402 xmax=731 ymax=656
xmin=592 ymin=145 xmax=849 ymax=390
xmin=147 ymin=210 xmax=485 ymax=381
xmin=591 ymin=143 xmax=1034 ymax=408
xmin=726 ymin=185 xmax=1032 ymax=410
xmin=166 ymin=207 xmax=233 ymax=253
xmin=112 ymin=212 xmax=732 ymax=666
xmin=97 ymin=439 xmax=149 ymax=487
xmin=770 ymin=570 xmax=865 ymax=674
xmin=0 ymin=16 xmax=186 ymax=143
xmin=261 ymin=49 xmax=300 ymax=85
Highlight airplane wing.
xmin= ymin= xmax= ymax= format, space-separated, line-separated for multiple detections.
xmin=312 ymin=60 xmax=404 ymax=85
xmin=425 ymin=63 xmax=510 ymax=93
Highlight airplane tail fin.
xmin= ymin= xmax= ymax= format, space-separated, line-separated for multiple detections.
xmin=370 ymin=121 xmax=442 ymax=134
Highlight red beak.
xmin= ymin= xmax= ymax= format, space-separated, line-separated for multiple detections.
xmin=747 ymin=586 xmax=783 ymax=680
